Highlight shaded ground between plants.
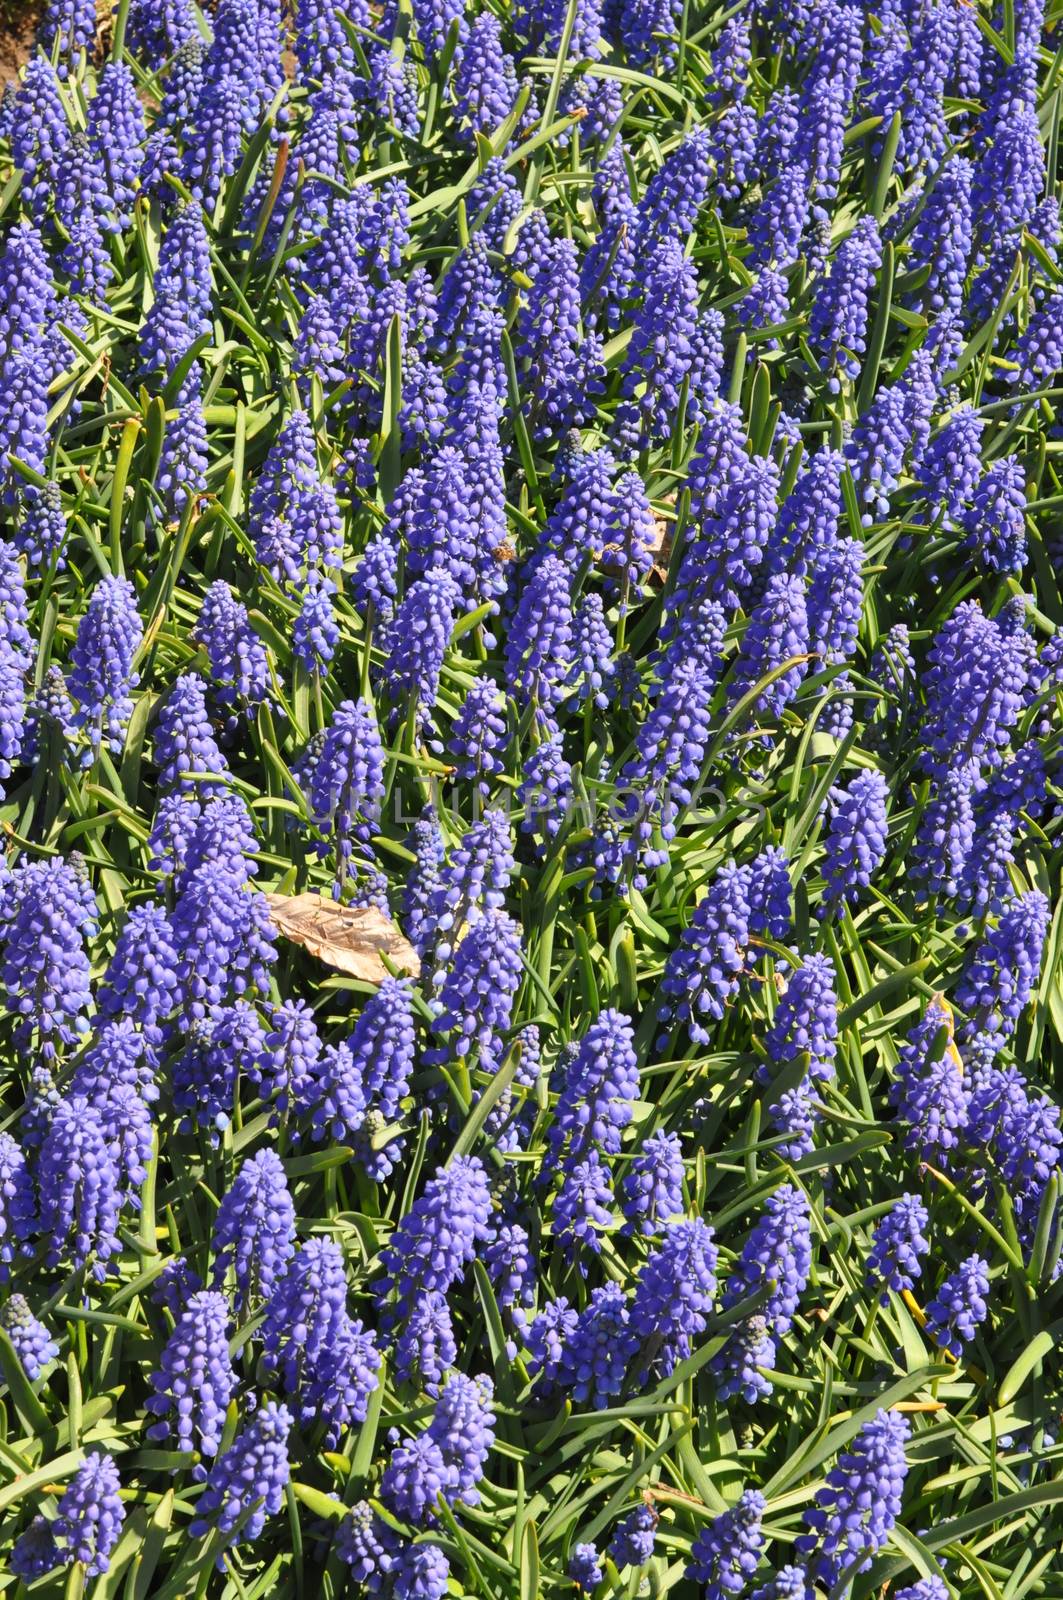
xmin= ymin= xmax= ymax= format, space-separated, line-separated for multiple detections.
xmin=0 ymin=0 xmax=42 ymax=85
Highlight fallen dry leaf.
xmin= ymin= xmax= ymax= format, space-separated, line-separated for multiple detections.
xmin=649 ymin=495 xmax=676 ymax=583
xmin=264 ymin=893 xmax=420 ymax=982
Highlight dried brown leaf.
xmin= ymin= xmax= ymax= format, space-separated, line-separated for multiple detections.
xmin=264 ymin=893 xmax=420 ymax=982
xmin=649 ymin=495 xmax=676 ymax=584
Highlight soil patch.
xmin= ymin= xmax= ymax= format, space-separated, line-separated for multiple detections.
xmin=0 ymin=0 xmax=43 ymax=87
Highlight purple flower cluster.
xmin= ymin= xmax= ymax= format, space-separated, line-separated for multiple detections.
xmin=712 ymin=1185 xmax=812 ymax=1402
xmin=189 ymin=1401 xmax=292 ymax=1549
xmin=798 ymin=1409 xmax=910 ymax=1584
xmin=687 ymin=1490 xmax=766 ymax=1598
xmin=261 ymin=1238 xmax=380 ymax=1447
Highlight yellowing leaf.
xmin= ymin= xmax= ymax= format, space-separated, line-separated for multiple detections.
xmin=264 ymin=893 xmax=420 ymax=982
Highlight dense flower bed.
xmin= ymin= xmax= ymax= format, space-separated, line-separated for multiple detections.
xmin=0 ymin=0 xmax=1060 ymax=1593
